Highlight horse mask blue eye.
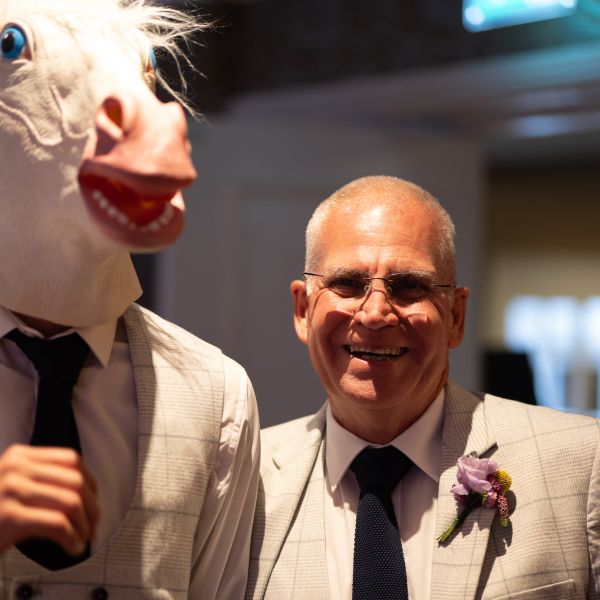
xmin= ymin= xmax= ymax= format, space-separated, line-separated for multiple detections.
xmin=1 ymin=25 xmax=28 ymax=60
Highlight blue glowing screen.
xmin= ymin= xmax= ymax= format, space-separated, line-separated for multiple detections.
xmin=463 ymin=0 xmax=578 ymax=32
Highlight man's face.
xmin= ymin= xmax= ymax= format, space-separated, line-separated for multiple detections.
xmin=291 ymin=199 xmax=468 ymax=439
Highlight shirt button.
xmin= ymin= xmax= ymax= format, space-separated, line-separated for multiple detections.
xmin=15 ymin=584 xmax=34 ymax=600
xmin=91 ymin=587 xmax=108 ymax=600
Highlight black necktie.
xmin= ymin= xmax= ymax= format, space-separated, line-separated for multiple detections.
xmin=6 ymin=328 xmax=91 ymax=570
xmin=350 ymin=446 xmax=413 ymax=600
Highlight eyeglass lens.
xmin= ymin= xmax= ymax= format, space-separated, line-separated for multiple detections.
xmin=321 ymin=273 xmax=444 ymax=304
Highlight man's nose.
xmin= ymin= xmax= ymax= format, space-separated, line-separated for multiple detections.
xmin=352 ymin=284 xmax=399 ymax=329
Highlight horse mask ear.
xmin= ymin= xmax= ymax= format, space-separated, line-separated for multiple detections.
xmin=0 ymin=5 xmax=197 ymax=328
xmin=143 ymin=47 xmax=157 ymax=90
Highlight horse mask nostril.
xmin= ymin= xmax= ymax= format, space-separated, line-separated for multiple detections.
xmin=103 ymin=97 xmax=124 ymax=129
xmin=94 ymin=96 xmax=131 ymax=156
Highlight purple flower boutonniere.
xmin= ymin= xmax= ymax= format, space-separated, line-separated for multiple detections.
xmin=437 ymin=455 xmax=512 ymax=544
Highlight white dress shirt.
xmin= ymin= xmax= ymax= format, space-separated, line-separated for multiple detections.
xmin=0 ymin=306 xmax=260 ymax=599
xmin=324 ymin=390 xmax=444 ymax=600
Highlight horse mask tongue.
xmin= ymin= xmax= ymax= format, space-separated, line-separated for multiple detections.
xmin=0 ymin=1 xmax=197 ymax=328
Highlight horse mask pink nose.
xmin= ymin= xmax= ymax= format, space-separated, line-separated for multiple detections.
xmin=79 ymin=93 xmax=197 ymax=249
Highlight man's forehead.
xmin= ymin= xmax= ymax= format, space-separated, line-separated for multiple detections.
xmin=322 ymin=200 xmax=438 ymax=241
xmin=316 ymin=202 xmax=440 ymax=271
xmin=317 ymin=239 xmax=439 ymax=272
xmin=330 ymin=192 xmax=433 ymax=225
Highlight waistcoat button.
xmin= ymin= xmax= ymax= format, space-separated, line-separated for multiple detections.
xmin=15 ymin=584 xmax=34 ymax=600
xmin=90 ymin=587 xmax=108 ymax=600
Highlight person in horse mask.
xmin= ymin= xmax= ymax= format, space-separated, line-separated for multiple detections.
xmin=0 ymin=1 xmax=259 ymax=598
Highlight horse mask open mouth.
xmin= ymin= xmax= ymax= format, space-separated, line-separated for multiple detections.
xmin=79 ymin=94 xmax=197 ymax=251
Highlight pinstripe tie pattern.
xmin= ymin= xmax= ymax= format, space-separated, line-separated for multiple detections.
xmin=350 ymin=446 xmax=412 ymax=600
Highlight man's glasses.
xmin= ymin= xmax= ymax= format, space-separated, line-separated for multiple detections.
xmin=303 ymin=270 xmax=455 ymax=306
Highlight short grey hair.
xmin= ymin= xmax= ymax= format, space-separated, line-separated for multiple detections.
xmin=305 ymin=175 xmax=456 ymax=282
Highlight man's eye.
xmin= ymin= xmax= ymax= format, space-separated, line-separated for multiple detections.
xmin=326 ymin=277 xmax=365 ymax=296
xmin=388 ymin=277 xmax=429 ymax=298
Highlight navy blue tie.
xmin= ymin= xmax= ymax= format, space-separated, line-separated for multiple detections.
xmin=6 ymin=329 xmax=91 ymax=570
xmin=350 ymin=446 xmax=412 ymax=600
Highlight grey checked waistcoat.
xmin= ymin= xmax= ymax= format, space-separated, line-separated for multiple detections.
xmin=0 ymin=304 xmax=227 ymax=599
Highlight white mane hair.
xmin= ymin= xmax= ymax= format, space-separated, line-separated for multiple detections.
xmin=0 ymin=0 xmax=205 ymax=116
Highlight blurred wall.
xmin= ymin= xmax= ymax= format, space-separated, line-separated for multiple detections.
xmin=482 ymin=163 xmax=600 ymax=347
xmin=156 ymin=115 xmax=484 ymax=426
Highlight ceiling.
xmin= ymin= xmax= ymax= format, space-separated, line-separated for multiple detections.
xmin=159 ymin=0 xmax=600 ymax=166
xmin=225 ymin=39 xmax=600 ymax=166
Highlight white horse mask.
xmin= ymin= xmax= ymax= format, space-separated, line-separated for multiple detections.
xmin=0 ymin=0 xmax=197 ymax=327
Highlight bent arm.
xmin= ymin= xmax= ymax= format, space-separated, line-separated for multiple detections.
xmin=587 ymin=420 xmax=600 ymax=599
xmin=189 ymin=367 xmax=260 ymax=600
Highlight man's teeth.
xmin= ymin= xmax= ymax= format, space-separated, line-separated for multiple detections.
xmin=347 ymin=345 xmax=406 ymax=359
xmin=91 ymin=189 xmax=175 ymax=232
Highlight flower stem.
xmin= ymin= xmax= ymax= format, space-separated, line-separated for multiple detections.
xmin=437 ymin=493 xmax=481 ymax=544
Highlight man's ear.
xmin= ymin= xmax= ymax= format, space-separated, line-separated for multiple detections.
xmin=290 ymin=279 xmax=309 ymax=345
xmin=448 ymin=287 xmax=469 ymax=349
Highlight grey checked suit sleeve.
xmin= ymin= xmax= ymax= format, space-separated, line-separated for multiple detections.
xmin=587 ymin=420 xmax=600 ymax=599
xmin=189 ymin=359 xmax=260 ymax=600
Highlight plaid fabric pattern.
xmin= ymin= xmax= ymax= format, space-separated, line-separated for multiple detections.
xmin=247 ymin=408 xmax=330 ymax=600
xmin=247 ymin=381 xmax=600 ymax=600
xmin=0 ymin=304 xmax=232 ymax=599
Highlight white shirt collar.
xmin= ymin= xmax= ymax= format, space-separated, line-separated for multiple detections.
xmin=325 ymin=389 xmax=445 ymax=492
xmin=0 ymin=306 xmax=116 ymax=368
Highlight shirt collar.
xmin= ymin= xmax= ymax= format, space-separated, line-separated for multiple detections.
xmin=0 ymin=306 xmax=116 ymax=368
xmin=325 ymin=389 xmax=445 ymax=492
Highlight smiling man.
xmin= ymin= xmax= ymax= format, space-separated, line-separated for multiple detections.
xmin=246 ymin=175 xmax=600 ymax=600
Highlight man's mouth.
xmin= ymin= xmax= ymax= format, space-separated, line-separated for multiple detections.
xmin=344 ymin=345 xmax=408 ymax=361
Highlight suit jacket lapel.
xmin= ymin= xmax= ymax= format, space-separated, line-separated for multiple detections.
xmin=247 ymin=406 xmax=329 ymax=600
xmin=431 ymin=381 xmax=498 ymax=600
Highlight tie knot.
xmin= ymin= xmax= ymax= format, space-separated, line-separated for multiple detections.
xmin=6 ymin=329 xmax=89 ymax=384
xmin=350 ymin=446 xmax=412 ymax=493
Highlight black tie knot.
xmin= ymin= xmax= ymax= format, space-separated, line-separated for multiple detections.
xmin=350 ymin=446 xmax=412 ymax=494
xmin=7 ymin=329 xmax=89 ymax=384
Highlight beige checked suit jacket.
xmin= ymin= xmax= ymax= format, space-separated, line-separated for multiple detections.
xmin=0 ymin=304 xmax=247 ymax=600
xmin=246 ymin=380 xmax=600 ymax=600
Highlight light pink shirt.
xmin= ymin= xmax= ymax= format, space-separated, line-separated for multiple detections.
xmin=325 ymin=390 xmax=444 ymax=600
xmin=0 ymin=307 xmax=259 ymax=599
